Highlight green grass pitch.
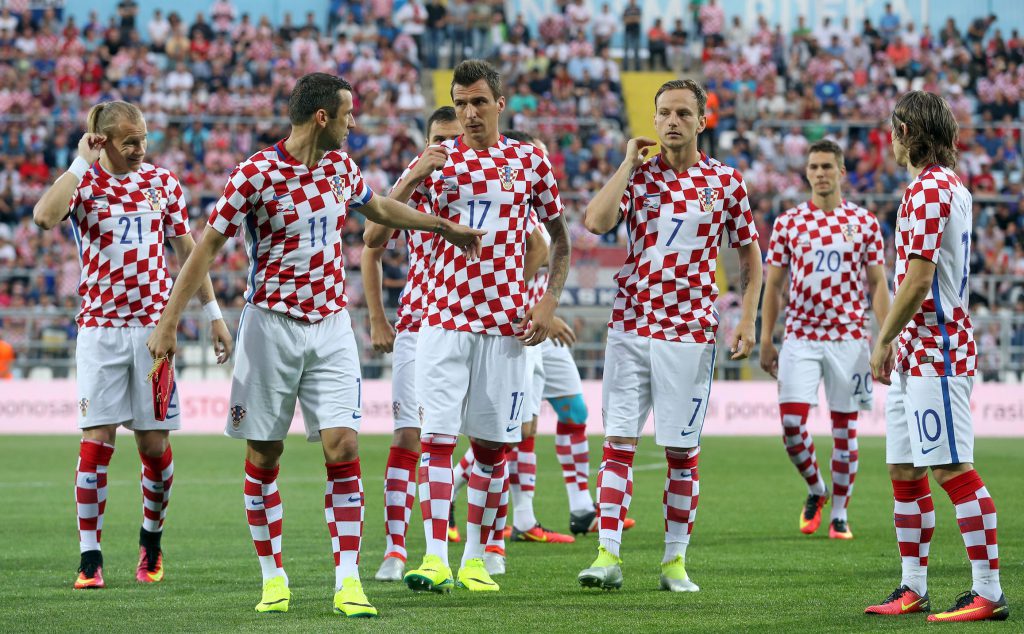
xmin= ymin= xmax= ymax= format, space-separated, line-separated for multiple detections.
xmin=1 ymin=435 xmax=1019 ymax=633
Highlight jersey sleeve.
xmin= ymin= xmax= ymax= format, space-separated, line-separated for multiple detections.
xmin=725 ymin=171 xmax=758 ymax=248
xmin=345 ymin=156 xmax=374 ymax=209
xmin=865 ymin=211 xmax=885 ymax=266
xmin=906 ymin=179 xmax=951 ymax=264
xmin=764 ymin=213 xmax=789 ymax=267
xmin=530 ymin=149 xmax=564 ymax=223
xmin=207 ymin=161 xmax=264 ymax=238
xmin=65 ymin=182 xmax=83 ymax=221
xmin=618 ymin=174 xmax=635 ymax=222
xmin=162 ymin=172 xmax=191 ymax=238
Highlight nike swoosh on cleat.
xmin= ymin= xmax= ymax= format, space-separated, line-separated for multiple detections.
xmin=261 ymin=598 xmax=288 ymax=606
xmin=933 ymin=606 xmax=985 ymax=619
xmin=900 ymin=599 xmax=922 ymax=611
xmin=466 ymin=577 xmax=496 ymax=586
xmin=921 ymin=445 xmax=940 ymax=454
xmin=344 ymin=602 xmax=373 ymax=608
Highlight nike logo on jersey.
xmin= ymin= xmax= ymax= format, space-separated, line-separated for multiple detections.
xmin=506 ymin=424 xmax=519 ymax=433
xmin=352 ymin=412 xmax=362 ymax=420
xmin=921 ymin=445 xmax=941 ymax=455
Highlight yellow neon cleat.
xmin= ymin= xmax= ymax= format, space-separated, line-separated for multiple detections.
xmin=404 ymin=554 xmax=455 ymax=593
xmin=255 ymin=576 xmax=290 ymax=613
xmin=456 ymin=558 xmax=500 ymax=592
xmin=333 ymin=577 xmax=378 ymax=618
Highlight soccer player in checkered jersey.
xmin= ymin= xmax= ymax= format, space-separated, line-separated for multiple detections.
xmin=760 ymin=139 xmax=891 ymax=540
xmin=32 ymin=101 xmax=233 ymax=590
xmin=359 ymin=106 xmax=465 ymax=583
xmin=147 ymin=73 xmax=483 ymax=618
xmin=578 ymin=79 xmax=763 ymax=592
xmin=865 ymin=91 xmax=1008 ymax=622
xmin=400 ymin=60 xmax=572 ymax=594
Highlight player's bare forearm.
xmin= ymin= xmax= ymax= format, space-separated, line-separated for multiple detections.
xmin=584 ymin=162 xmax=631 ymax=234
xmin=169 ymin=234 xmax=217 ymax=305
xmin=877 ymin=257 xmax=934 ymax=345
xmin=542 ymin=215 xmax=571 ymax=302
xmin=388 ymin=174 xmax=421 ymax=205
xmin=524 ymin=226 xmax=549 ymax=281
xmin=33 ymin=172 xmax=79 ymax=230
xmin=363 ymin=195 xmax=441 ymax=232
xmin=360 ymin=245 xmax=388 ymax=322
xmin=159 ymin=228 xmax=228 ymax=329
xmin=760 ymin=264 xmax=786 ymax=344
xmin=866 ymin=264 xmax=892 ymax=336
xmin=736 ymin=241 xmax=763 ymax=328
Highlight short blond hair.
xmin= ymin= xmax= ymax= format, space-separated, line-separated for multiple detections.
xmin=86 ymin=101 xmax=144 ymax=136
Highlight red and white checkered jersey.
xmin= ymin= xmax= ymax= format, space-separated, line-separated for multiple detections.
xmin=68 ymin=161 xmax=190 ymax=328
xmin=765 ymin=200 xmax=884 ymax=341
xmin=524 ymin=215 xmax=550 ymax=311
xmin=385 ymin=172 xmax=435 ymax=334
xmin=610 ymin=153 xmax=757 ymax=342
xmin=410 ymin=135 xmax=564 ymax=335
xmin=894 ymin=165 xmax=975 ymax=376
xmin=207 ymin=141 xmax=373 ymax=323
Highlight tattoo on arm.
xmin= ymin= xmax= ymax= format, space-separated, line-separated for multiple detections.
xmin=739 ymin=258 xmax=751 ymax=292
xmin=543 ymin=216 xmax=571 ymax=300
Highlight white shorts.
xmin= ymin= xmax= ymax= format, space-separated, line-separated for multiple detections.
xmin=540 ymin=339 xmax=584 ymax=398
xmin=522 ymin=344 xmax=544 ymax=422
xmin=777 ymin=338 xmax=873 ymax=412
xmin=885 ymin=372 xmax=974 ymax=467
xmin=415 ymin=326 xmax=526 ymax=444
xmin=602 ymin=329 xmax=716 ymax=448
xmin=226 ymin=306 xmax=362 ymax=442
xmin=76 ymin=327 xmax=181 ymax=431
xmin=391 ymin=330 xmax=419 ymax=430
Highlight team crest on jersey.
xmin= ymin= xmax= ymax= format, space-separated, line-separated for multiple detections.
xmin=79 ymin=398 xmax=89 ymax=417
xmin=331 ymin=175 xmax=347 ymax=203
xmin=842 ymin=223 xmax=861 ymax=242
xmin=499 ymin=166 xmax=518 ymax=191
xmin=143 ymin=187 xmax=163 ymax=211
xmin=230 ymin=404 xmax=247 ymax=430
xmin=698 ymin=187 xmax=718 ymax=213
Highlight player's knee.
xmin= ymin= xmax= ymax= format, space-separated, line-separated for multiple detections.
xmin=549 ymin=394 xmax=588 ymax=424
xmin=931 ymin=462 xmax=975 ymax=486
xmin=887 ymin=463 xmax=926 ymax=482
xmin=82 ymin=424 xmax=118 ymax=447
xmin=322 ymin=428 xmax=358 ymax=463
xmin=247 ymin=440 xmax=285 ymax=468
xmin=393 ymin=427 xmax=420 ymax=452
xmin=134 ymin=430 xmax=169 ymax=457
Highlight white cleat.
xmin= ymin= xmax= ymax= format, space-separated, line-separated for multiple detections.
xmin=374 ymin=556 xmax=405 ymax=582
xmin=660 ymin=556 xmax=699 ymax=592
xmin=660 ymin=575 xmax=700 ymax=592
xmin=483 ymin=552 xmax=506 ymax=576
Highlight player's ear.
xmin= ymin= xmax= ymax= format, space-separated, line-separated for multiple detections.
xmin=696 ymin=114 xmax=707 ymax=135
xmin=496 ymin=95 xmax=506 ymax=114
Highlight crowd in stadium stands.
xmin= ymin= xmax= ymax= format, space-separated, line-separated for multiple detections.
xmin=0 ymin=0 xmax=1022 ymax=375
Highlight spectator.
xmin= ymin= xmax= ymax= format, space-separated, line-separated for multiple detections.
xmin=622 ymin=0 xmax=642 ymax=71
xmin=647 ymin=18 xmax=668 ymax=70
xmin=592 ymin=3 xmax=616 ymax=54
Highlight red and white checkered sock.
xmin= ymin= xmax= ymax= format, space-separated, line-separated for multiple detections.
xmin=780 ymin=402 xmax=826 ymax=496
xmin=596 ymin=441 xmax=634 ymax=557
xmin=941 ymin=470 xmax=1002 ymax=601
xmin=892 ymin=476 xmax=935 ymax=597
xmin=663 ymin=447 xmax=699 ymax=563
xmin=555 ymin=421 xmax=593 ymax=513
xmin=140 ymin=445 xmax=173 ymax=534
xmin=487 ymin=467 xmax=510 ymax=552
xmin=244 ymin=460 xmax=286 ymax=583
xmin=462 ymin=442 xmax=506 ymax=565
xmin=383 ymin=446 xmax=418 ymax=562
xmin=452 ymin=446 xmax=474 ymax=501
xmin=76 ymin=439 xmax=114 ymax=553
xmin=511 ymin=436 xmax=538 ymax=532
xmin=418 ymin=435 xmax=456 ymax=562
xmin=325 ymin=459 xmax=364 ymax=588
xmin=829 ymin=411 xmax=858 ymax=521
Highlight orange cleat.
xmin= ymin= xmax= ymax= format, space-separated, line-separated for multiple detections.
xmin=136 ymin=545 xmax=164 ymax=583
xmin=511 ymin=524 xmax=575 ymax=543
xmin=828 ymin=518 xmax=853 ymax=540
xmin=800 ymin=494 xmax=828 ymax=535
xmin=927 ymin=591 xmax=1009 ymax=623
xmin=864 ymin=585 xmax=929 ymax=615
xmin=74 ymin=551 xmax=105 ymax=590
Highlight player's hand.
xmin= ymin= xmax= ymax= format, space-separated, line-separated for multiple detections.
xmin=210 ymin=318 xmax=233 ymax=364
xmin=622 ymin=136 xmax=657 ymax=171
xmin=518 ymin=294 xmax=557 ymax=346
xmin=759 ymin=341 xmax=779 ymax=378
xmin=77 ymin=133 xmax=106 ymax=164
xmin=411 ymin=145 xmax=448 ymax=180
xmin=729 ymin=318 xmax=756 ymax=360
xmin=438 ymin=219 xmax=485 ymax=260
xmin=549 ymin=315 xmax=576 ymax=347
xmin=146 ymin=322 xmax=178 ymax=361
xmin=370 ymin=315 xmax=397 ymax=353
xmin=870 ymin=340 xmax=896 ymax=385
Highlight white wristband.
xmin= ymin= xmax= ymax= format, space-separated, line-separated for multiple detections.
xmin=202 ymin=301 xmax=223 ymax=322
xmin=67 ymin=157 xmax=90 ymax=181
